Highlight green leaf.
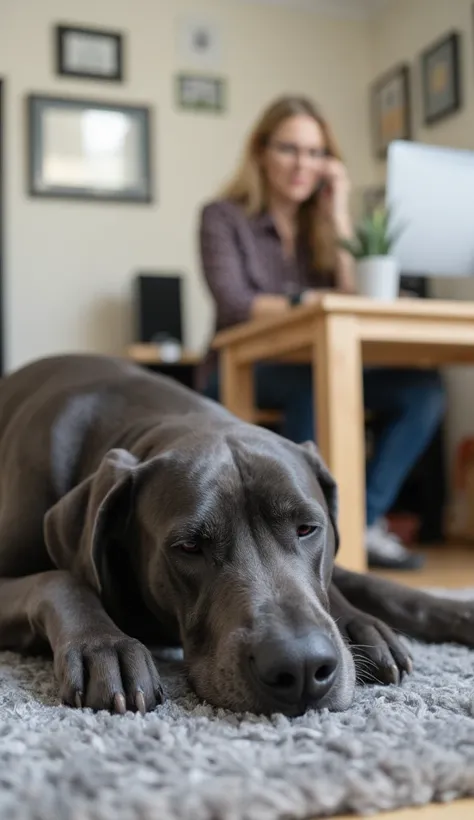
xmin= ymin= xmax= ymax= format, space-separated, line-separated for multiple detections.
xmin=342 ymin=204 xmax=406 ymax=258
xmin=386 ymin=219 xmax=407 ymax=248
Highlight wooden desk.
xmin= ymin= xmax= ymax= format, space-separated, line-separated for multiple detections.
xmin=212 ymin=294 xmax=474 ymax=572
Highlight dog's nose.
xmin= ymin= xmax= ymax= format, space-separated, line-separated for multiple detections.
xmin=250 ymin=633 xmax=338 ymax=706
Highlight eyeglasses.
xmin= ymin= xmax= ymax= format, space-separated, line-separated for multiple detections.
xmin=268 ymin=141 xmax=329 ymax=161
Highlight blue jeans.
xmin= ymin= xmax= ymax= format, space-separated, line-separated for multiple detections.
xmin=204 ymin=363 xmax=446 ymax=527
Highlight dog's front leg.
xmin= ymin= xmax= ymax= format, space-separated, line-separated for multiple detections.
xmin=329 ymin=582 xmax=412 ymax=684
xmin=0 ymin=571 xmax=164 ymax=713
xmin=333 ymin=565 xmax=474 ymax=647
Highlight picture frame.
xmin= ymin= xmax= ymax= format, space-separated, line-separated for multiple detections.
xmin=175 ymin=74 xmax=226 ymax=113
xmin=55 ymin=24 xmax=124 ymax=82
xmin=421 ymin=31 xmax=461 ymax=125
xmin=371 ymin=64 xmax=411 ymax=159
xmin=27 ymin=94 xmax=153 ymax=203
xmin=176 ymin=16 xmax=222 ymax=70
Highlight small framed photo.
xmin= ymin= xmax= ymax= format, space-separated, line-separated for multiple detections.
xmin=371 ymin=64 xmax=411 ymax=159
xmin=421 ymin=31 xmax=461 ymax=125
xmin=27 ymin=94 xmax=152 ymax=203
xmin=55 ymin=24 xmax=124 ymax=82
xmin=175 ymin=74 xmax=225 ymax=113
xmin=176 ymin=16 xmax=222 ymax=70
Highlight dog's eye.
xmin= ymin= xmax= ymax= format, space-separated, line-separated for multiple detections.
xmin=297 ymin=525 xmax=317 ymax=539
xmin=177 ymin=541 xmax=202 ymax=556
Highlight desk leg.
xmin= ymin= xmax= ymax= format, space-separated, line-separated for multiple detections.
xmin=220 ymin=349 xmax=255 ymax=422
xmin=314 ymin=315 xmax=366 ymax=572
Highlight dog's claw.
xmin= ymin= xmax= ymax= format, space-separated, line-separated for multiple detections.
xmin=114 ymin=693 xmax=127 ymax=714
xmin=405 ymin=657 xmax=413 ymax=675
xmin=389 ymin=664 xmax=400 ymax=685
xmin=135 ymin=691 xmax=146 ymax=715
xmin=75 ymin=691 xmax=83 ymax=709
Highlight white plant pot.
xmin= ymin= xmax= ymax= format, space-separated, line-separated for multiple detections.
xmin=355 ymin=256 xmax=400 ymax=301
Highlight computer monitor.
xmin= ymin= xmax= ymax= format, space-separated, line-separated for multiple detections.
xmin=386 ymin=140 xmax=474 ymax=278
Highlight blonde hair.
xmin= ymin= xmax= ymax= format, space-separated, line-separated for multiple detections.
xmin=220 ymin=95 xmax=343 ymax=273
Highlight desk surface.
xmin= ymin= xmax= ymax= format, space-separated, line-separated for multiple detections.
xmin=212 ymin=294 xmax=474 ymax=370
xmin=212 ymin=294 xmax=474 ymax=349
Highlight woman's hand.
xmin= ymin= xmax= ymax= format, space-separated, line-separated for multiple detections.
xmin=301 ymin=290 xmax=321 ymax=305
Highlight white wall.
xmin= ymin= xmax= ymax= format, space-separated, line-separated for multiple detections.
xmin=369 ymin=0 xmax=474 ymax=481
xmin=0 ymin=0 xmax=374 ymax=369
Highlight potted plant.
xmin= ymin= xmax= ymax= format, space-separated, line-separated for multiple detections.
xmin=339 ymin=206 xmax=404 ymax=300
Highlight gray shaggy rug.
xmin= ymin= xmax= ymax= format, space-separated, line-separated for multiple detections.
xmin=2 ymin=597 xmax=474 ymax=819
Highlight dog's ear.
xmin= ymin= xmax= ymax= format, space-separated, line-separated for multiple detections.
xmin=44 ymin=448 xmax=142 ymax=593
xmin=298 ymin=440 xmax=339 ymax=552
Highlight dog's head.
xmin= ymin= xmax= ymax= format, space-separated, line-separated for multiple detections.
xmin=44 ymin=423 xmax=355 ymax=716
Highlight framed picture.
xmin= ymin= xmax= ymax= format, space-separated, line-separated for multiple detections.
xmin=421 ymin=31 xmax=461 ymax=125
xmin=55 ymin=24 xmax=124 ymax=82
xmin=371 ymin=64 xmax=411 ymax=159
xmin=27 ymin=94 xmax=152 ymax=203
xmin=175 ymin=74 xmax=225 ymax=113
xmin=176 ymin=16 xmax=222 ymax=69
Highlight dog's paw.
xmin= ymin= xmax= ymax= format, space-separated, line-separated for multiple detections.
xmin=342 ymin=613 xmax=412 ymax=686
xmin=54 ymin=631 xmax=165 ymax=714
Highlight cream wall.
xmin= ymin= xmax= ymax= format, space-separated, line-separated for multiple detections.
xmin=370 ymin=0 xmax=474 ymax=177
xmin=0 ymin=0 xmax=374 ymax=369
xmin=369 ymin=0 xmax=474 ymax=479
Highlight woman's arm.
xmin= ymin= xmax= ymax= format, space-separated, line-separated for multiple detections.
xmin=250 ymin=294 xmax=289 ymax=319
xmin=199 ymin=202 xmax=290 ymax=325
xmin=333 ymin=213 xmax=356 ymax=294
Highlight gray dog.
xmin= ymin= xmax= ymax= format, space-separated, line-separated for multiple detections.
xmin=0 ymin=354 xmax=472 ymax=717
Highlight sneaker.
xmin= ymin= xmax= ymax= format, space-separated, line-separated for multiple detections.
xmin=366 ymin=519 xmax=425 ymax=570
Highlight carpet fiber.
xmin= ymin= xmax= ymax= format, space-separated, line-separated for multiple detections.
xmin=2 ymin=608 xmax=474 ymax=819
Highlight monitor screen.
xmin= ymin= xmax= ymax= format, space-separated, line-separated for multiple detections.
xmin=386 ymin=140 xmax=474 ymax=278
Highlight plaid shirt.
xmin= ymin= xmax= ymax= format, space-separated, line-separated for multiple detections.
xmin=197 ymin=198 xmax=333 ymax=390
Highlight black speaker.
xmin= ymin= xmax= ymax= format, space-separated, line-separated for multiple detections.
xmin=134 ymin=273 xmax=183 ymax=344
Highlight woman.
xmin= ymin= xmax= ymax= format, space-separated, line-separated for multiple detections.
xmin=198 ymin=95 xmax=445 ymax=570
